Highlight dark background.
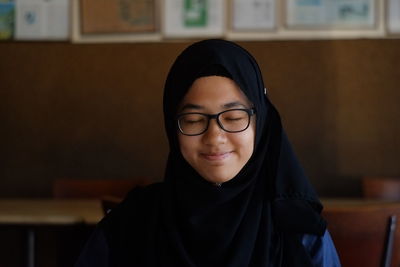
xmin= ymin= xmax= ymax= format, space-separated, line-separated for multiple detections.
xmin=1 ymin=39 xmax=399 ymax=198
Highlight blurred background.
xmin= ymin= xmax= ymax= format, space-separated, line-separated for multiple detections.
xmin=1 ymin=0 xmax=400 ymax=266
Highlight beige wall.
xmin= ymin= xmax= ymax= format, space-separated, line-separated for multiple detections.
xmin=0 ymin=40 xmax=399 ymax=198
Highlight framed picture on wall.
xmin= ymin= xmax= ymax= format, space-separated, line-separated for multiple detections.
xmin=226 ymin=0 xmax=279 ymax=40
xmin=14 ymin=0 xmax=69 ymax=40
xmin=285 ymin=0 xmax=377 ymax=29
xmin=162 ymin=0 xmax=225 ymax=38
xmin=230 ymin=0 xmax=277 ymax=32
xmin=387 ymin=0 xmax=400 ymax=34
xmin=71 ymin=0 xmax=162 ymax=43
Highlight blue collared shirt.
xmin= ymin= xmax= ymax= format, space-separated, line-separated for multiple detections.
xmin=302 ymin=230 xmax=341 ymax=266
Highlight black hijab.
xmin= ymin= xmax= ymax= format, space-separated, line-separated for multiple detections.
xmin=103 ymin=39 xmax=326 ymax=267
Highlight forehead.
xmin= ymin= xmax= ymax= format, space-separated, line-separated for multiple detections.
xmin=180 ymin=76 xmax=252 ymax=109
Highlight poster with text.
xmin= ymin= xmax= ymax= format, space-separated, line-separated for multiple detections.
xmin=286 ymin=0 xmax=376 ymax=28
xmin=15 ymin=0 xmax=69 ymax=40
xmin=232 ymin=0 xmax=276 ymax=31
xmin=388 ymin=0 xmax=400 ymax=33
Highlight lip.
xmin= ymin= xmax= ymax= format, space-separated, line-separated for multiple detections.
xmin=200 ymin=151 xmax=232 ymax=161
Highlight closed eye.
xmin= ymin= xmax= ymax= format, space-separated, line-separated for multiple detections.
xmin=225 ymin=116 xmax=245 ymax=121
xmin=184 ymin=119 xmax=203 ymax=124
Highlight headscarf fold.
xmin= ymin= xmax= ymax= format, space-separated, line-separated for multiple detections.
xmin=161 ymin=39 xmax=326 ymax=266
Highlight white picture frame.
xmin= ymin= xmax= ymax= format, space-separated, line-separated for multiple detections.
xmin=387 ymin=0 xmax=400 ymax=34
xmin=270 ymin=0 xmax=385 ymax=40
xmin=227 ymin=0 xmax=279 ymax=40
xmin=285 ymin=0 xmax=377 ymax=29
xmin=231 ymin=0 xmax=276 ymax=31
xmin=15 ymin=0 xmax=69 ymax=40
xmin=162 ymin=0 xmax=225 ymax=38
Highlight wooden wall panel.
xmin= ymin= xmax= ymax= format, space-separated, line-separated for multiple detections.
xmin=0 ymin=40 xmax=399 ymax=197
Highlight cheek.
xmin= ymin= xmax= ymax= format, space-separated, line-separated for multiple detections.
xmin=178 ymin=134 xmax=197 ymax=160
xmin=237 ymin=123 xmax=256 ymax=158
xmin=238 ymin=132 xmax=255 ymax=155
xmin=178 ymin=134 xmax=186 ymax=154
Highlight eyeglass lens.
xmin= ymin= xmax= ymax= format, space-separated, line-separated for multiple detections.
xmin=178 ymin=109 xmax=251 ymax=135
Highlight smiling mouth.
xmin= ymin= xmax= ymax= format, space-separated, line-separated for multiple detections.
xmin=200 ymin=152 xmax=231 ymax=161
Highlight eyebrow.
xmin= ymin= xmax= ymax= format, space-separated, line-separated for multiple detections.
xmin=180 ymin=101 xmax=247 ymax=112
xmin=223 ymin=101 xmax=247 ymax=109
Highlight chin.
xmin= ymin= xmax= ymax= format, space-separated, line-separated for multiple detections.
xmin=202 ymin=172 xmax=237 ymax=184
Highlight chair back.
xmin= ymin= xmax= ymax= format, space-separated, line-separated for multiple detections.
xmin=323 ymin=204 xmax=400 ymax=267
xmin=53 ymin=178 xmax=151 ymax=199
xmin=362 ymin=177 xmax=400 ymax=201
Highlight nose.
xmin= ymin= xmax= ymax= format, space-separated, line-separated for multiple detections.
xmin=202 ymin=118 xmax=226 ymax=145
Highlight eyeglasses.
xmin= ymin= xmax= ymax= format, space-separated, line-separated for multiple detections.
xmin=177 ymin=108 xmax=256 ymax=136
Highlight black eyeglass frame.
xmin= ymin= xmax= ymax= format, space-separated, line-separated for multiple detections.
xmin=176 ymin=108 xmax=256 ymax=136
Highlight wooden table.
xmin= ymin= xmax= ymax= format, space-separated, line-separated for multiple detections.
xmin=322 ymin=198 xmax=400 ymax=209
xmin=0 ymin=199 xmax=103 ymax=267
xmin=0 ymin=199 xmax=103 ymax=225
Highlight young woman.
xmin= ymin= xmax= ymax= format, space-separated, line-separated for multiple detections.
xmin=76 ymin=39 xmax=340 ymax=266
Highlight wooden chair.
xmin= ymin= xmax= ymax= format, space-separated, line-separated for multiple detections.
xmin=362 ymin=177 xmax=400 ymax=201
xmin=323 ymin=204 xmax=400 ymax=267
xmin=53 ymin=178 xmax=151 ymax=199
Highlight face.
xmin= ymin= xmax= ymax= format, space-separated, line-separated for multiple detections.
xmin=178 ymin=76 xmax=256 ymax=184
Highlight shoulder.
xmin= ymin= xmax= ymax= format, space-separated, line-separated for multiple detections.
xmin=78 ymin=182 xmax=165 ymax=266
xmin=74 ymin=225 xmax=109 ymax=267
xmin=301 ymin=230 xmax=341 ymax=267
xmin=119 ymin=182 xmax=164 ymax=208
xmin=99 ymin=182 xmax=165 ymax=230
xmin=123 ymin=182 xmax=165 ymax=205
